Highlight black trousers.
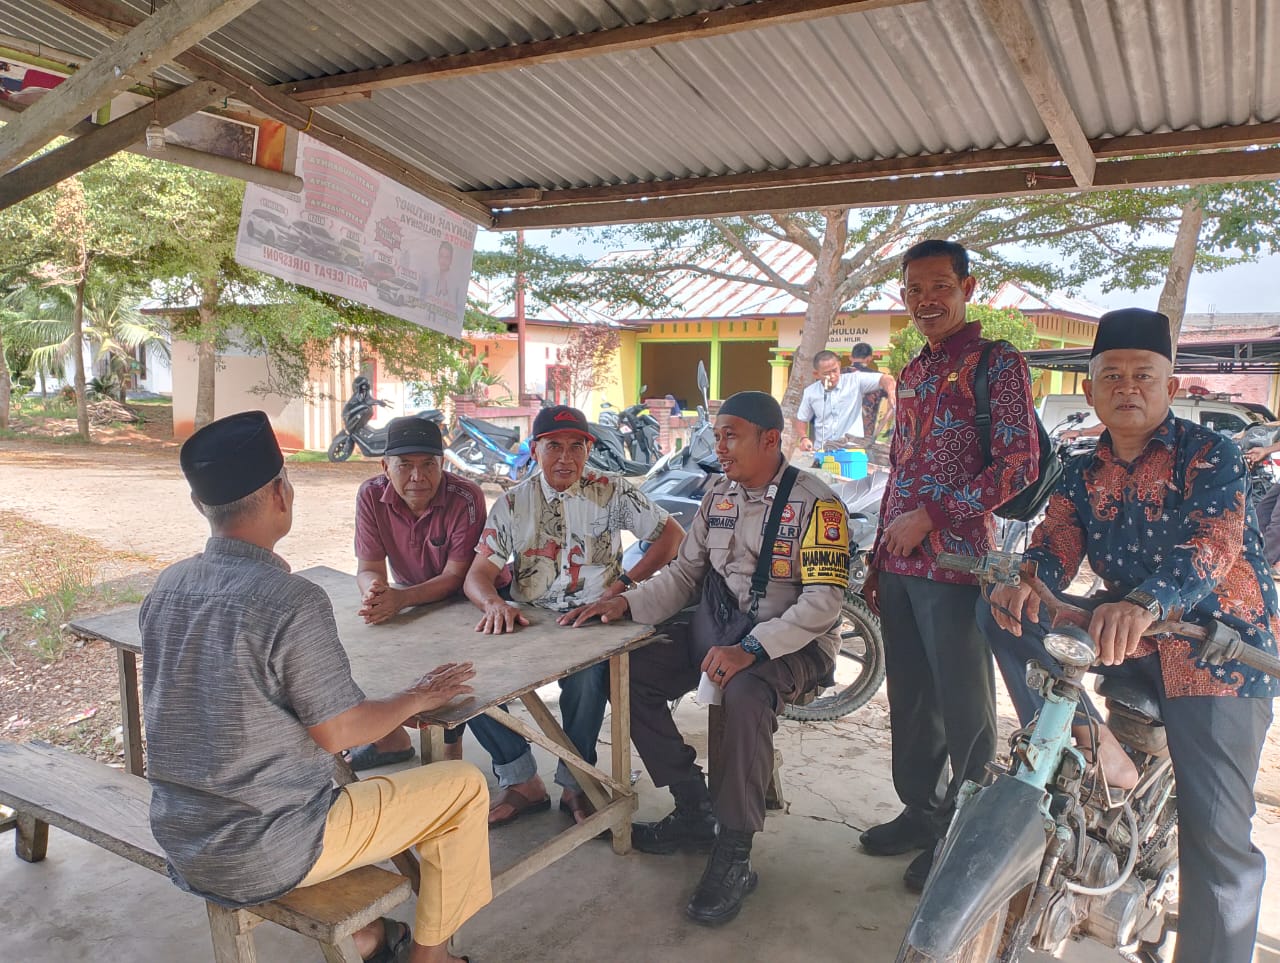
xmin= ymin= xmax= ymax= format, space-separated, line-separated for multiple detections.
xmin=879 ymin=571 xmax=997 ymax=832
xmin=629 ymin=618 xmax=827 ymax=833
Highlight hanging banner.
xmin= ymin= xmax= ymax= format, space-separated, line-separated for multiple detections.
xmin=235 ymin=133 xmax=475 ymax=336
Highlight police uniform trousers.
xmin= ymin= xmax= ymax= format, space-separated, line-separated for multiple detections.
xmin=629 ymin=617 xmax=827 ymax=833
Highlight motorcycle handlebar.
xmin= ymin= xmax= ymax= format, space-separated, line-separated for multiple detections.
xmin=939 ymin=552 xmax=1280 ymax=678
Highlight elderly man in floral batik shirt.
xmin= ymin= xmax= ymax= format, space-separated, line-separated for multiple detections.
xmin=980 ymin=308 xmax=1278 ymax=963
xmin=463 ymin=404 xmax=683 ymax=829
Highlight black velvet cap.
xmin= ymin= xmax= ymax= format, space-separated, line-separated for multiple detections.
xmin=180 ymin=410 xmax=284 ymax=506
xmin=1090 ymin=308 xmax=1173 ymax=361
xmin=384 ymin=417 xmax=443 ymax=456
xmin=719 ymin=390 xmax=784 ymax=432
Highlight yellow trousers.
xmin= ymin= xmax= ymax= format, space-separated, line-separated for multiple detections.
xmin=298 ymin=761 xmax=492 ymax=946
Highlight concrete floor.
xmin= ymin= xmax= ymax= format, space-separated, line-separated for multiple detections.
xmin=3 ymin=693 xmax=1279 ymax=963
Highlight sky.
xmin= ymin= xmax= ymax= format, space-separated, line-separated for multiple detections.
xmin=475 ymin=228 xmax=1279 ymax=316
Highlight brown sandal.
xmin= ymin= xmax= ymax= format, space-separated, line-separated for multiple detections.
xmin=559 ymin=791 xmax=596 ymax=825
xmin=488 ymin=785 xmax=551 ymax=827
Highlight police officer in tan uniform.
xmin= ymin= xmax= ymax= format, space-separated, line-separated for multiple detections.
xmin=564 ymin=391 xmax=848 ymax=926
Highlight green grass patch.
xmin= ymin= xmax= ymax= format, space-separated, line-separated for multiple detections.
xmin=287 ymin=449 xmax=333 ymax=463
xmin=0 ymin=427 xmax=90 ymax=444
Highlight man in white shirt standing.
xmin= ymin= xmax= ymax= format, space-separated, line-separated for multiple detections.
xmin=793 ymin=349 xmax=895 ymax=462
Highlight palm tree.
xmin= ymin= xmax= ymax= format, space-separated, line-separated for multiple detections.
xmin=12 ymin=272 xmax=169 ymax=408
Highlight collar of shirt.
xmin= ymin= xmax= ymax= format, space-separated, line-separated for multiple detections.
xmin=378 ymin=473 xmax=449 ymax=522
xmin=203 ymin=535 xmax=290 ymax=572
xmin=1092 ymin=410 xmax=1178 ymax=467
xmin=727 ymin=457 xmax=789 ymax=503
xmin=919 ymin=320 xmax=984 ymax=365
xmin=538 ymin=471 xmax=583 ymax=503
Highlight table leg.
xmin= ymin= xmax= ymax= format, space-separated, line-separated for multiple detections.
xmin=418 ymin=725 xmax=445 ymax=765
xmin=117 ymin=649 xmax=144 ymax=776
xmin=609 ymin=651 xmax=632 ymax=855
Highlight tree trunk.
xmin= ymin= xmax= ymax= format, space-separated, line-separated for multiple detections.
xmin=0 ymin=329 xmax=10 ymax=431
xmin=1158 ymin=197 xmax=1204 ymax=362
xmin=72 ymin=274 xmax=90 ymax=439
xmin=193 ymin=279 xmax=219 ymax=430
xmin=39 ymin=369 xmax=47 ymax=402
xmin=780 ymin=209 xmax=849 ymax=450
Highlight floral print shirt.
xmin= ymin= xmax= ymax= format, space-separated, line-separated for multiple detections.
xmin=476 ymin=470 xmax=669 ymax=612
xmin=873 ymin=322 xmax=1040 ymax=584
xmin=1026 ymin=412 xmax=1279 ymax=699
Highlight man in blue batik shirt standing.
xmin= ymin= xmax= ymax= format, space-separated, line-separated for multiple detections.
xmin=980 ymin=308 xmax=1277 ymax=963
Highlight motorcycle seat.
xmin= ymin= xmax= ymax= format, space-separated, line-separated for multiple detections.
xmin=465 ymin=418 xmax=521 ymax=447
xmin=1096 ymin=676 xmax=1163 ymax=723
xmin=416 ymin=409 xmax=444 ymax=421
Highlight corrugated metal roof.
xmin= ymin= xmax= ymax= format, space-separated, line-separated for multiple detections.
xmin=3 ymin=0 xmax=1279 ymax=207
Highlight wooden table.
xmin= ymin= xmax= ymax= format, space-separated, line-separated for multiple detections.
xmin=69 ymin=565 xmax=656 ymax=895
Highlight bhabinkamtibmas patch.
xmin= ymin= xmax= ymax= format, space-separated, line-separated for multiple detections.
xmin=800 ymin=498 xmax=850 ymax=587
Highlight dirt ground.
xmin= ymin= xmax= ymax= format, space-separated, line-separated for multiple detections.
xmin=0 ymin=405 xmax=1277 ymax=807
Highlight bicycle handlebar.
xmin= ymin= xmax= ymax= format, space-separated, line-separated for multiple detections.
xmin=939 ymin=552 xmax=1280 ymax=678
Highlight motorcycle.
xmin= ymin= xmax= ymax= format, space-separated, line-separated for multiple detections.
xmin=621 ymin=362 xmax=887 ymax=722
xmin=444 ymin=414 xmax=534 ymax=487
xmin=600 ymin=391 xmax=662 ymax=464
xmin=897 ymin=550 xmax=1280 ymax=963
xmin=587 ymin=418 xmax=657 ymax=475
xmin=327 ymin=381 xmax=446 ymax=462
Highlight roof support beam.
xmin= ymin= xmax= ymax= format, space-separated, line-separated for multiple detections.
xmin=0 ymin=81 xmax=225 ymax=209
xmin=0 ymin=0 xmax=263 ymax=172
xmin=476 ymin=122 xmax=1280 ymax=209
xmin=491 ymin=148 xmax=1280 ymax=229
xmin=40 ymin=0 xmax=495 ymax=224
xmin=977 ymin=0 xmax=1095 ymax=187
xmin=278 ymin=0 xmax=923 ymax=106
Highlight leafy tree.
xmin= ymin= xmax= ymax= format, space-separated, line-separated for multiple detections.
xmin=505 ymin=184 xmax=1280 ymax=443
xmin=884 ymin=305 xmax=1038 ymax=377
xmin=555 ymin=323 xmax=621 ymax=407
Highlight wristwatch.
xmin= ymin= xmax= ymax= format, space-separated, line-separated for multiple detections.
xmin=1123 ymin=589 xmax=1163 ymax=619
xmin=617 ymin=571 xmax=636 ymax=589
xmin=740 ymin=633 xmax=769 ymax=663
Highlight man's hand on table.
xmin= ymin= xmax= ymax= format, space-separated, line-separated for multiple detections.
xmin=406 ymin=661 xmax=476 ymax=725
xmin=1089 ymin=602 xmax=1156 ymax=666
xmin=474 ymin=599 xmax=529 ymax=634
xmin=559 ymin=594 xmax=630 ymax=627
xmin=359 ymin=579 xmax=407 ymax=624
xmin=701 ymin=644 xmax=755 ymax=688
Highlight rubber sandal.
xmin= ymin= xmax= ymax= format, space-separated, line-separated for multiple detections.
xmin=345 ymin=743 xmax=416 ymax=772
xmin=559 ymin=791 xmax=596 ymax=824
xmin=366 ymin=918 xmax=411 ymax=963
xmin=488 ymin=785 xmax=551 ymax=827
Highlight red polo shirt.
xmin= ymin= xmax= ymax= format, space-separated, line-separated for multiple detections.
xmin=354 ymin=473 xmax=487 ymax=585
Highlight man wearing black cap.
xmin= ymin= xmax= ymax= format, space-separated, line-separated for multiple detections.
xmin=566 ymin=390 xmax=847 ymax=926
xmin=979 ymin=310 xmax=1278 ymax=963
xmin=347 ymin=416 xmax=488 ymax=771
xmin=463 ymin=404 xmax=683 ymax=828
xmin=141 ymin=411 xmax=491 ymax=963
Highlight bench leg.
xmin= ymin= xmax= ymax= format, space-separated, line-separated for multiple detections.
xmin=207 ymin=904 xmax=258 ymax=963
xmin=15 ymin=814 xmax=48 ymax=862
xmin=765 ymin=749 xmax=787 ymax=812
xmin=319 ymin=938 xmax=363 ymax=963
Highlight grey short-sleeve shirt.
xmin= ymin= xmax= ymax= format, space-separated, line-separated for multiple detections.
xmin=139 ymin=537 xmax=365 ymax=907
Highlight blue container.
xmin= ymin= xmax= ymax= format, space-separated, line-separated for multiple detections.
xmin=834 ymin=449 xmax=868 ymax=480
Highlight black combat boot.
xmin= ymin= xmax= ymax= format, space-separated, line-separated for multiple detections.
xmin=632 ymin=775 xmax=717 ymax=855
xmin=686 ymin=828 xmax=758 ymax=926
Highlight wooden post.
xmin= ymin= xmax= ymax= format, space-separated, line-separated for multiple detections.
xmin=14 ymin=814 xmax=48 ymax=862
xmin=608 ymin=651 xmax=632 ymax=855
xmin=418 ymin=725 xmax=446 ymax=765
xmin=118 ymin=648 xmax=144 ymax=776
xmin=206 ymin=904 xmax=258 ymax=963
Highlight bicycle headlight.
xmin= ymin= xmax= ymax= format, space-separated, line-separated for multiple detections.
xmin=1043 ymin=625 xmax=1097 ymax=668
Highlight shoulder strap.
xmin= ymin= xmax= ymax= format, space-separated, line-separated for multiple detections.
xmin=972 ymin=340 xmax=1002 ymax=466
xmin=749 ymin=464 xmax=801 ymax=615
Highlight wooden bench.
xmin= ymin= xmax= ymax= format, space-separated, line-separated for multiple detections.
xmin=0 ymin=741 xmax=413 ymax=963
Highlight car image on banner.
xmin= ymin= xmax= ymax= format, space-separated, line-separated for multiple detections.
xmin=234 ymin=134 xmax=475 ymax=337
